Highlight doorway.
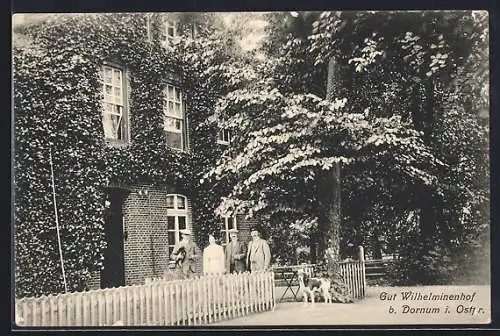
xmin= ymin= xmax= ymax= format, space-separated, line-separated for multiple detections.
xmin=101 ymin=188 xmax=126 ymax=288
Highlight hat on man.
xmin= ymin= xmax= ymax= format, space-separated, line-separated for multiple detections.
xmin=250 ymin=226 xmax=261 ymax=233
xmin=181 ymin=229 xmax=192 ymax=235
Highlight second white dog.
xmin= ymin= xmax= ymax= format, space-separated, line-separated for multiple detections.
xmin=297 ymin=268 xmax=332 ymax=306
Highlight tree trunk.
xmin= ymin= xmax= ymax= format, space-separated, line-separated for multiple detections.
xmin=309 ymin=230 xmax=317 ymax=264
xmin=323 ymin=163 xmax=342 ymax=278
xmin=412 ymin=78 xmax=437 ymax=247
xmin=316 ymin=57 xmax=353 ymax=303
xmin=323 ymin=56 xmax=343 ymax=277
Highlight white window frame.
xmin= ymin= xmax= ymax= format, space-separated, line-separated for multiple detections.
xmin=191 ymin=23 xmax=199 ymax=39
xmin=146 ymin=14 xmax=153 ymax=42
xmin=216 ymin=128 xmax=231 ymax=146
xmin=219 ymin=216 xmax=238 ymax=247
xmin=166 ymin=194 xmax=188 ymax=256
xmin=160 ymin=19 xmax=179 ymax=49
xmin=101 ymin=63 xmax=129 ymax=144
xmin=163 ymin=84 xmax=186 ymax=151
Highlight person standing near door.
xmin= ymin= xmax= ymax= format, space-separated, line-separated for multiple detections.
xmin=225 ymin=228 xmax=247 ymax=273
xmin=171 ymin=229 xmax=200 ymax=278
xmin=246 ymin=228 xmax=271 ymax=272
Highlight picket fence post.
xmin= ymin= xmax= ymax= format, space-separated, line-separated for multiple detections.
xmin=169 ymin=282 xmax=175 ymax=326
xmin=215 ymin=275 xmax=222 ymax=321
xmin=15 ymin=269 xmax=287 ymax=327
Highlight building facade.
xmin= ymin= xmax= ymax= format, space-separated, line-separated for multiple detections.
xmin=13 ymin=13 xmax=258 ymax=296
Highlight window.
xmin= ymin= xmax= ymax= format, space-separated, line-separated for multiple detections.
xmin=219 ymin=216 xmax=237 ymax=247
xmin=161 ymin=20 xmax=179 ymax=49
xmin=163 ymin=84 xmax=186 ymax=150
xmin=102 ymin=64 xmax=129 ymax=143
xmin=217 ymin=128 xmax=231 ymax=146
xmin=191 ymin=24 xmax=199 ymax=39
xmin=145 ymin=14 xmax=153 ymax=42
xmin=166 ymin=194 xmax=188 ymax=256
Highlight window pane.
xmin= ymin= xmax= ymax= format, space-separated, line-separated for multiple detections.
xmin=168 ymin=101 xmax=174 ymax=113
xmin=169 ymin=246 xmax=174 ymax=255
xmin=105 ymin=85 xmax=113 ymax=95
xmin=113 ymin=105 xmax=123 ymax=115
xmin=102 ymin=113 xmax=122 ymax=140
xmin=113 ymin=69 xmax=121 ymax=84
xmin=175 ymin=103 xmax=182 ymax=116
xmin=164 ymin=117 xmax=176 ymax=130
xmin=167 ymin=216 xmax=176 ymax=230
xmin=177 ymin=196 xmax=185 ymax=209
xmin=168 ymin=231 xmax=176 ymax=245
xmin=168 ymin=85 xmax=174 ymax=98
xmin=178 ymin=216 xmax=186 ymax=230
xmin=104 ymin=102 xmax=113 ymax=113
xmin=104 ymin=68 xmax=112 ymax=83
xmin=166 ymin=131 xmax=183 ymax=149
xmin=227 ymin=217 xmax=234 ymax=230
xmin=166 ymin=196 xmax=175 ymax=209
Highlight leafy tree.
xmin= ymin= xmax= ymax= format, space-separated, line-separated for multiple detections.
xmin=208 ymin=10 xmax=489 ymax=287
xmin=306 ymin=10 xmax=489 ymax=284
xmin=206 ymin=83 xmax=442 ymax=298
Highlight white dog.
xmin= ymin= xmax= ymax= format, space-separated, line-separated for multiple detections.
xmin=297 ymin=268 xmax=332 ymax=306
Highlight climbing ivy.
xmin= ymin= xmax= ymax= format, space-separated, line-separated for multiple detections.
xmin=13 ymin=13 xmax=238 ymax=297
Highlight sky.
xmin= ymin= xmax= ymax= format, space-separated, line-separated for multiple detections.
xmin=220 ymin=12 xmax=269 ymax=51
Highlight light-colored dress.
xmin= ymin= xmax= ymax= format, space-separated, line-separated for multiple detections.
xmin=203 ymin=243 xmax=225 ymax=275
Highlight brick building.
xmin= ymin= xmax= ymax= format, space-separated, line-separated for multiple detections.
xmin=13 ymin=13 xmax=260 ymax=293
xmin=91 ymin=15 xmax=259 ymax=289
xmin=99 ymin=185 xmax=257 ymax=289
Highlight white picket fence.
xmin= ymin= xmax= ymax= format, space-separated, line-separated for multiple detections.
xmin=339 ymin=261 xmax=366 ymax=299
xmin=15 ymin=271 xmax=275 ymax=327
xmin=274 ymin=260 xmax=366 ymax=301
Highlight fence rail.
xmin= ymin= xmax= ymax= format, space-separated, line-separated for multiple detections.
xmin=15 ymin=271 xmax=275 ymax=327
xmin=273 ymin=260 xmax=366 ymax=301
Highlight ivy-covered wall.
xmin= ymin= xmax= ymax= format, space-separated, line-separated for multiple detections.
xmin=13 ymin=13 xmax=231 ymax=298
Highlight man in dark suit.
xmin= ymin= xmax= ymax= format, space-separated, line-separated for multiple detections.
xmin=225 ymin=228 xmax=247 ymax=273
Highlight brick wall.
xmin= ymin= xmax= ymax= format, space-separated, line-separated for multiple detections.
xmin=236 ymin=214 xmax=253 ymax=246
xmin=235 ymin=214 xmax=270 ymax=260
xmin=122 ymin=185 xmax=196 ymax=285
xmin=86 ymin=186 xmax=266 ymax=289
xmin=87 ymin=271 xmax=101 ymax=290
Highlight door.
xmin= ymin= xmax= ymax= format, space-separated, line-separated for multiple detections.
xmin=101 ymin=189 xmax=126 ymax=288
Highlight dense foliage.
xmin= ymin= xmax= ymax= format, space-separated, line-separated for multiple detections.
xmin=14 ymin=10 xmax=489 ymax=298
xmin=306 ymin=10 xmax=490 ymax=284
xmin=13 ymin=13 xmax=242 ymax=297
xmin=206 ymin=84 xmax=443 ymax=266
xmin=210 ymin=10 xmax=490 ymax=285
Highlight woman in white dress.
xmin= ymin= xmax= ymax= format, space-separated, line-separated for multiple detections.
xmin=203 ymin=234 xmax=225 ymax=275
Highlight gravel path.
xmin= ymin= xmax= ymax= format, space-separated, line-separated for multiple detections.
xmin=210 ymin=285 xmax=490 ymax=326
